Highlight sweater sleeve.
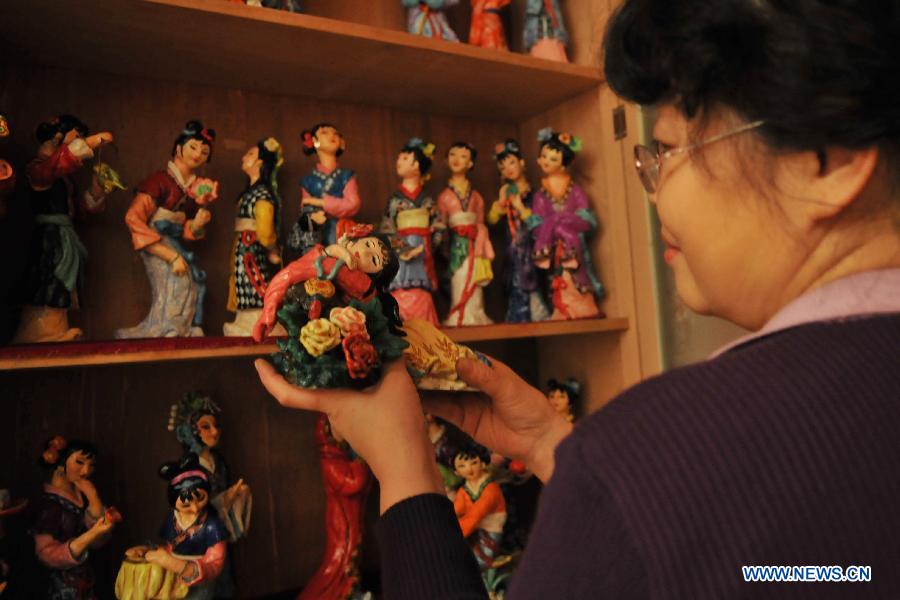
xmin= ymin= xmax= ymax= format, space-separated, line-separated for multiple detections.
xmin=377 ymin=493 xmax=488 ymax=600
xmin=504 ymin=434 xmax=648 ymax=599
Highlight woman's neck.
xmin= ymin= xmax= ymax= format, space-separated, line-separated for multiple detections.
xmin=318 ymin=152 xmax=338 ymax=171
xmin=171 ymin=157 xmax=194 ymax=181
xmin=449 ymin=174 xmax=469 ymax=191
xmin=175 ymin=509 xmax=201 ymax=531
xmin=401 ymin=176 xmax=422 ymax=193
xmin=48 ymin=474 xmax=77 ymax=501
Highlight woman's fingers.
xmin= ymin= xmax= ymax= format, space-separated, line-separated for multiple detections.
xmin=456 ymin=356 xmax=518 ymax=402
xmin=255 ymin=359 xmax=331 ymax=411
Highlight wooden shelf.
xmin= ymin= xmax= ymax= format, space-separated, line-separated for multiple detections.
xmin=0 ymin=318 xmax=627 ymax=371
xmin=0 ymin=0 xmax=603 ymax=122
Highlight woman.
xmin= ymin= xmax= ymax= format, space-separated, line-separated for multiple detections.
xmin=256 ymin=0 xmax=900 ymax=597
xmin=117 ymin=120 xmax=218 ymax=339
xmin=224 ymin=137 xmax=284 ymax=336
xmin=31 ymin=437 xmax=118 ymax=600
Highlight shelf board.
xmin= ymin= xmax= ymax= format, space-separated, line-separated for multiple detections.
xmin=0 ymin=0 xmax=603 ymax=122
xmin=0 ymin=318 xmax=627 ymax=371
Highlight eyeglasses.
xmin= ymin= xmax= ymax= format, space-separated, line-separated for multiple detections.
xmin=633 ymin=120 xmax=765 ymax=194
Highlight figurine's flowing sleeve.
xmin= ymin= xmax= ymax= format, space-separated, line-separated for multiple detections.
xmin=531 ymin=187 xmax=593 ymax=256
xmin=26 ymin=139 xmax=92 ymax=190
xmin=472 ymin=191 xmax=494 ymax=260
xmin=253 ymin=199 xmax=277 ymax=249
xmin=34 ymin=534 xmax=86 ymax=569
xmin=377 ymin=494 xmax=488 ymax=600
xmin=183 ymin=541 xmax=227 ymax=587
xmin=125 ymin=192 xmax=162 ymax=250
xmin=456 ymin=483 xmax=504 ymax=539
xmin=379 ymin=196 xmax=399 ymax=236
xmin=252 ymin=250 xmax=318 ymax=341
xmin=323 ymin=176 xmax=361 ymax=218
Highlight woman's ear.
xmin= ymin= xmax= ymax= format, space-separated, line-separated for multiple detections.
xmin=778 ymin=146 xmax=880 ymax=227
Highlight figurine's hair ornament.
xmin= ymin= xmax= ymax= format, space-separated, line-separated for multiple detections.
xmin=493 ymin=138 xmax=523 ymax=162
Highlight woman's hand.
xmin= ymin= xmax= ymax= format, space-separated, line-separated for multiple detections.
xmin=302 ymin=197 xmax=325 ymax=208
xmin=422 ymin=356 xmax=573 ymax=482
xmin=255 ymin=358 xmax=443 ymax=513
xmin=85 ymin=131 xmax=114 ymax=150
xmin=171 ymin=255 xmax=188 ymax=277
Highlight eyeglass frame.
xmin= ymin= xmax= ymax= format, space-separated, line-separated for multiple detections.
xmin=633 ymin=120 xmax=766 ymax=194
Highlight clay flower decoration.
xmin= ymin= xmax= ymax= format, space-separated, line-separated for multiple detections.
xmin=305 ymin=278 xmax=336 ymax=299
xmin=301 ymin=130 xmax=315 ymax=151
xmin=93 ymin=162 xmax=126 ymax=194
xmin=188 ymin=177 xmax=220 ymax=206
xmin=537 ymin=127 xmax=554 ymax=143
xmin=43 ymin=435 xmax=67 ymax=464
xmin=559 ymin=132 xmax=583 ymax=153
xmin=264 ymin=137 xmax=285 ymax=169
xmin=329 ymin=306 xmax=367 ymax=338
xmin=342 ymin=332 xmax=379 ymax=379
xmin=300 ymin=319 xmax=342 ymax=357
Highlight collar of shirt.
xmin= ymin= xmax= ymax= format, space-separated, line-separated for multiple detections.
xmin=712 ymin=268 xmax=900 ymax=358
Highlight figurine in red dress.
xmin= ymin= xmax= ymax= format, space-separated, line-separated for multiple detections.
xmin=298 ymin=414 xmax=373 ymax=600
xmin=469 ymin=0 xmax=512 ymax=50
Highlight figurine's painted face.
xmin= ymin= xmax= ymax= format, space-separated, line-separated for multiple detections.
xmin=548 ymin=389 xmax=570 ymax=415
xmin=447 ymin=146 xmax=474 ymax=175
xmin=537 ymin=145 xmax=566 ymax=176
xmin=175 ymin=488 xmax=208 ymax=517
xmin=195 ymin=414 xmax=220 ymax=448
xmin=314 ymin=126 xmax=344 ymax=156
xmin=453 ymin=454 xmax=487 ymax=482
xmin=396 ymin=151 xmax=421 ymax=179
xmin=498 ymin=154 xmax=525 ymax=181
xmin=241 ymin=146 xmax=262 ymax=176
xmin=0 ymin=115 xmax=9 ymax=138
xmin=63 ymin=451 xmax=95 ymax=483
xmin=177 ymin=138 xmax=211 ymax=170
xmin=347 ymin=237 xmax=388 ymax=274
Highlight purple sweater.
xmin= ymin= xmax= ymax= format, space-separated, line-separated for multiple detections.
xmin=377 ymin=313 xmax=900 ymax=598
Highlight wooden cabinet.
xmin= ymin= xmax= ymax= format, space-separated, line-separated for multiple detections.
xmin=0 ymin=0 xmax=660 ymax=596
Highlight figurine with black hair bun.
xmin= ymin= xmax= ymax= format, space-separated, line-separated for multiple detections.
xmin=403 ymin=0 xmax=460 ymax=41
xmin=119 ymin=457 xmax=228 ymax=600
xmin=378 ymin=137 xmax=443 ymax=324
xmin=546 ymin=377 xmax=580 ymax=422
xmin=13 ymin=114 xmax=116 ymax=343
xmin=530 ymin=128 xmax=604 ymax=320
xmin=437 ymin=142 xmax=495 ymax=327
xmin=224 ymin=137 xmax=285 ymax=336
xmin=489 ymin=139 xmax=549 ymax=323
xmin=523 ymin=0 xmax=569 ymax=62
xmin=117 ymin=120 xmax=220 ymax=339
xmin=32 ymin=436 xmax=121 ymax=600
xmin=292 ymin=123 xmax=360 ymax=253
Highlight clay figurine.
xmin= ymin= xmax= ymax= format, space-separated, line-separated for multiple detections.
xmin=403 ymin=0 xmax=460 ymax=41
xmin=224 ymin=137 xmax=285 ymax=336
xmin=119 ymin=458 xmax=228 ymax=600
xmin=530 ymin=128 xmax=604 ymax=319
xmin=469 ymin=0 xmax=512 ymax=50
xmin=290 ymin=123 xmax=361 ymax=256
xmin=14 ymin=115 xmax=116 ymax=343
xmin=547 ymin=377 xmax=580 ymax=422
xmin=32 ymin=437 xmax=120 ymax=600
xmin=488 ymin=139 xmax=549 ymax=322
xmin=298 ymin=415 xmax=373 ymax=600
xmin=253 ymin=222 xmax=408 ymax=388
xmin=438 ymin=142 xmax=495 ymax=326
xmin=451 ymin=442 xmax=510 ymax=596
xmin=378 ymin=138 xmax=443 ymax=324
xmin=523 ymin=0 xmax=569 ymax=62
xmin=117 ymin=120 xmax=219 ymax=339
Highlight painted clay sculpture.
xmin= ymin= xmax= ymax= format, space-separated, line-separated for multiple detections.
xmin=117 ymin=120 xmax=219 ymax=339
xmin=224 ymin=137 xmax=285 ymax=336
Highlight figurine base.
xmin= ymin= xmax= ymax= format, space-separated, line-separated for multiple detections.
xmin=550 ymin=272 xmax=601 ymax=320
xmin=12 ymin=306 xmax=83 ymax=344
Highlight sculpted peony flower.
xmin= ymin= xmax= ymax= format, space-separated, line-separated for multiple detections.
xmin=304 ymin=278 xmax=335 ymax=299
xmin=329 ymin=306 xmax=368 ymax=337
xmin=343 ymin=333 xmax=379 ymax=379
xmin=188 ymin=177 xmax=219 ymax=205
xmin=300 ymin=319 xmax=342 ymax=357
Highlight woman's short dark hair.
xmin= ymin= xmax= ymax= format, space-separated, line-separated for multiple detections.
xmin=171 ymin=120 xmax=216 ymax=162
xmin=302 ymin=123 xmax=344 ymax=157
xmin=603 ymin=0 xmax=900 ymax=178
xmin=160 ymin=456 xmax=211 ymax=508
xmin=401 ymin=141 xmax=433 ymax=175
